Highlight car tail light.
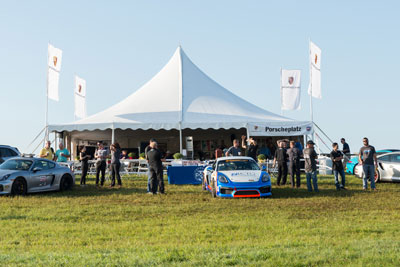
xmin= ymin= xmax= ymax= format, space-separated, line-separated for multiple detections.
xmin=348 ymin=160 xmax=352 ymax=163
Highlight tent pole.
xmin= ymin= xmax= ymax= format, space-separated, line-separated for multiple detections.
xmin=111 ymin=124 xmax=115 ymax=144
xmin=179 ymin=122 xmax=183 ymax=154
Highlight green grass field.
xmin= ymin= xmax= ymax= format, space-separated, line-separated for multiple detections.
xmin=1 ymin=173 xmax=400 ymax=266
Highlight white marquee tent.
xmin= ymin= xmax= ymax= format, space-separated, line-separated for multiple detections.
xmin=48 ymin=47 xmax=313 ymax=153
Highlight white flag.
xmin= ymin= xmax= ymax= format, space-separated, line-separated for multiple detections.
xmin=47 ymin=68 xmax=60 ymax=101
xmin=281 ymin=69 xmax=301 ymax=110
xmin=308 ymin=41 xmax=322 ymax=99
xmin=48 ymin=44 xmax=63 ymax=72
xmin=74 ymin=76 xmax=87 ymax=118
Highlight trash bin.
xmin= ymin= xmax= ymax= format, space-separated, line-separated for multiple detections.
xmin=318 ymin=156 xmax=333 ymax=175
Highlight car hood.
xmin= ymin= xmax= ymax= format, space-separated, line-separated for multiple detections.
xmin=0 ymin=169 xmax=21 ymax=177
xmin=219 ymin=170 xmax=261 ymax=182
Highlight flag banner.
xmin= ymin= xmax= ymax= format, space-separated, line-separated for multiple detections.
xmin=281 ymin=69 xmax=301 ymax=110
xmin=74 ymin=76 xmax=87 ymax=118
xmin=308 ymin=41 xmax=322 ymax=99
xmin=74 ymin=93 xmax=87 ymax=119
xmin=74 ymin=75 xmax=86 ymax=97
xmin=48 ymin=44 xmax=63 ymax=72
xmin=48 ymin=68 xmax=60 ymax=101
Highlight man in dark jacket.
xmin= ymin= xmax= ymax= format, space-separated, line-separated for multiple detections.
xmin=330 ymin=142 xmax=346 ymax=190
xmin=273 ymin=141 xmax=288 ymax=186
xmin=287 ymin=141 xmax=302 ymax=188
xmin=147 ymin=141 xmax=164 ymax=194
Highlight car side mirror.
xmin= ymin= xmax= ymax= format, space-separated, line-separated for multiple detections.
xmin=261 ymin=165 xmax=267 ymax=171
xmin=206 ymin=166 xmax=213 ymax=172
xmin=33 ymin=167 xmax=42 ymax=173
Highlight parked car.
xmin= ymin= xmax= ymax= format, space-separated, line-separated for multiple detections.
xmin=354 ymin=152 xmax=400 ymax=183
xmin=0 ymin=156 xmax=75 ymax=195
xmin=202 ymin=156 xmax=272 ymax=198
xmin=0 ymin=145 xmax=21 ymax=164
xmin=346 ymin=149 xmax=400 ymax=175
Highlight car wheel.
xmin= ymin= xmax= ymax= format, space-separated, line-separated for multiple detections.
xmin=212 ymin=180 xmax=216 ymax=198
xmin=353 ymin=164 xmax=358 ymax=175
xmin=11 ymin=177 xmax=27 ymax=196
xmin=374 ymin=169 xmax=380 ymax=183
xmin=60 ymin=174 xmax=74 ymax=191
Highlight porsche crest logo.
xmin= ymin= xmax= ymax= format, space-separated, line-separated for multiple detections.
xmin=288 ymin=76 xmax=294 ymax=85
xmin=78 ymin=84 xmax=82 ymax=93
xmin=314 ymin=54 xmax=318 ymax=65
xmin=53 ymin=56 xmax=58 ymax=67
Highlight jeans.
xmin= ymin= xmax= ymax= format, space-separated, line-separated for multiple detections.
xmin=149 ymin=165 xmax=164 ymax=194
xmin=111 ymin=162 xmax=122 ymax=186
xmin=306 ymin=171 xmax=318 ymax=192
xmin=277 ymin=162 xmax=288 ymax=185
xmin=147 ymin=170 xmax=151 ymax=192
xmin=333 ymin=169 xmax=346 ymax=189
xmin=95 ymin=160 xmax=106 ymax=185
xmin=362 ymin=164 xmax=376 ymax=189
xmin=289 ymin=160 xmax=301 ymax=188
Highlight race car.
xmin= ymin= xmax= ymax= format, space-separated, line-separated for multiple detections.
xmin=0 ymin=157 xmax=75 ymax=195
xmin=202 ymin=156 xmax=272 ymax=198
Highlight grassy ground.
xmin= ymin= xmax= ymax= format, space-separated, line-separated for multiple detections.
xmin=1 ymin=173 xmax=400 ymax=266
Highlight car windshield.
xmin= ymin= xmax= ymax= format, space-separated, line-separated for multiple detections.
xmin=0 ymin=159 xmax=33 ymax=171
xmin=218 ymin=159 xmax=260 ymax=171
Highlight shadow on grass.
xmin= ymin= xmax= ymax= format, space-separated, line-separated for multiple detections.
xmin=270 ymin=186 xmax=363 ymax=199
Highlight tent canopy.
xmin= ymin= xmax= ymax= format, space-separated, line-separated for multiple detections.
xmin=49 ymin=47 xmax=311 ymax=134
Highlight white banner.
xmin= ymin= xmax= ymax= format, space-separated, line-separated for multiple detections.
xmin=281 ymin=69 xmax=301 ymax=110
xmin=248 ymin=122 xmax=313 ymax=136
xmin=74 ymin=76 xmax=87 ymax=118
xmin=47 ymin=68 xmax=60 ymax=101
xmin=48 ymin=44 xmax=63 ymax=72
xmin=308 ymin=41 xmax=322 ymax=99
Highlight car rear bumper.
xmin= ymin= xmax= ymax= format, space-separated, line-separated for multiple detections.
xmin=217 ymin=185 xmax=272 ymax=198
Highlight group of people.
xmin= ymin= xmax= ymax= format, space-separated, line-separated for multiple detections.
xmin=222 ymin=136 xmax=378 ymax=192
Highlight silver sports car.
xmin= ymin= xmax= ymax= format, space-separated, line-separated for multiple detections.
xmin=354 ymin=152 xmax=400 ymax=183
xmin=0 ymin=157 xmax=75 ymax=195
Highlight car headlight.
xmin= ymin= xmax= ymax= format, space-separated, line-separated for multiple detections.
xmin=0 ymin=174 xmax=11 ymax=181
xmin=218 ymin=173 xmax=229 ymax=183
xmin=261 ymin=173 xmax=270 ymax=183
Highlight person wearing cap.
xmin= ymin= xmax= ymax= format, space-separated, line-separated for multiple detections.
xmin=303 ymin=140 xmax=319 ymax=192
xmin=273 ymin=140 xmax=288 ymax=186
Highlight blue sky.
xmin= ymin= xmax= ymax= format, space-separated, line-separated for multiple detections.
xmin=0 ymin=1 xmax=399 ymax=153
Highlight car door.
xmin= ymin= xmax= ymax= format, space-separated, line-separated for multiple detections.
xmin=29 ymin=160 xmax=55 ymax=191
xmin=377 ymin=155 xmax=391 ymax=181
xmin=388 ymin=154 xmax=400 ymax=181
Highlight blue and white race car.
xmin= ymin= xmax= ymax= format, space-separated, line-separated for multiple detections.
xmin=202 ymin=156 xmax=272 ymax=198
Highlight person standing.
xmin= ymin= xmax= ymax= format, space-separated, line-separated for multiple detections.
xmin=39 ymin=140 xmax=54 ymax=160
xmin=55 ymin=143 xmax=70 ymax=163
xmin=341 ymin=138 xmax=351 ymax=171
xmin=303 ymin=140 xmax=319 ymax=192
xmin=147 ymin=141 xmax=164 ymax=194
xmin=241 ymin=135 xmax=258 ymax=161
xmin=110 ymin=142 xmax=122 ymax=188
xmin=95 ymin=141 xmax=108 ymax=186
xmin=225 ymin=139 xmax=242 ymax=157
xmin=330 ymin=143 xmax=346 ymax=190
xmin=287 ymin=141 xmax=302 ymax=188
xmin=273 ymin=141 xmax=288 ymax=186
xmin=145 ymin=138 xmax=156 ymax=194
xmin=214 ymin=146 xmax=223 ymax=159
xmin=79 ymin=146 xmax=90 ymax=186
xmin=358 ymin=137 xmax=377 ymax=190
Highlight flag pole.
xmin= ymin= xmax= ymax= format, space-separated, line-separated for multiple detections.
xmin=45 ymin=43 xmax=50 ymax=145
xmin=280 ymin=67 xmax=284 ymax=116
xmin=309 ymin=38 xmax=314 ymax=141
